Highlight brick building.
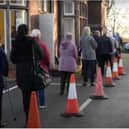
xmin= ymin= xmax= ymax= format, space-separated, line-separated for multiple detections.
xmin=0 ymin=0 xmax=109 ymax=74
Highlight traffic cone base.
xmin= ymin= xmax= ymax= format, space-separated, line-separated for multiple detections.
xmin=112 ymin=57 xmax=120 ymax=80
xmin=61 ymin=112 xmax=84 ymax=117
xmin=118 ymin=67 xmax=126 ymax=75
xmin=120 ymin=72 xmax=126 ymax=76
xmin=118 ymin=55 xmax=125 ymax=75
xmin=112 ymin=72 xmax=120 ymax=80
xmin=105 ymin=78 xmax=112 ymax=85
xmin=104 ymin=82 xmax=116 ymax=87
xmin=118 ymin=67 xmax=124 ymax=75
xmin=90 ymin=95 xmax=108 ymax=100
xmin=65 ymin=99 xmax=79 ymax=114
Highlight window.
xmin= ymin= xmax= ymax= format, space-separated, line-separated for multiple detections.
xmin=64 ymin=0 xmax=74 ymax=15
xmin=10 ymin=10 xmax=27 ymax=32
xmin=0 ymin=0 xmax=5 ymax=4
xmin=39 ymin=0 xmax=51 ymax=13
xmin=10 ymin=0 xmax=27 ymax=6
xmin=64 ymin=18 xmax=75 ymax=41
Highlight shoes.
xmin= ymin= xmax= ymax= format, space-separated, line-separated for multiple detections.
xmin=40 ymin=105 xmax=47 ymax=109
xmin=0 ymin=123 xmax=5 ymax=128
xmin=91 ymin=82 xmax=96 ymax=86
xmin=60 ymin=91 xmax=64 ymax=96
xmin=82 ymin=82 xmax=87 ymax=87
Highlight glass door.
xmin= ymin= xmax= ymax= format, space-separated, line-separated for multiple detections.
xmin=5 ymin=9 xmax=27 ymax=59
xmin=10 ymin=9 xmax=27 ymax=40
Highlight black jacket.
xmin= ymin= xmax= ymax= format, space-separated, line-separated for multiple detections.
xmin=100 ymin=35 xmax=113 ymax=55
xmin=0 ymin=47 xmax=8 ymax=88
xmin=10 ymin=36 xmax=43 ymax=90
xmin=93 ymin=35 xmax=101 ymax=56
xmin=0 ymin=47 xmax=8 ymax=77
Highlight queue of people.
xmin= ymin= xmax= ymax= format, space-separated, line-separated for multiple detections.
xmin=79 ymin=27 xmax=122 ymax=86
xmin=0 ymin=24 xmax=123 ymax=127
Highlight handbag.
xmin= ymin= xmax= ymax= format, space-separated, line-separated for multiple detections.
xmin=31 ymin=43 xmax=51 ymax=91
xmin=37 ymin=65 xmax=52 ymax=88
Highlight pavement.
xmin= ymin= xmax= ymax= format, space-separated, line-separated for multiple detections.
xmin=2 ymin=53 xmax=129 ymax=128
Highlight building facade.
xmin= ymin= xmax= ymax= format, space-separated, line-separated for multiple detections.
xmin=0 ymin=0 xmax=59 ymax=69
xmin=0 ymin=0 xmax=108 ymax=71
xmin=0 ymin=0 xmax=28 ymax=59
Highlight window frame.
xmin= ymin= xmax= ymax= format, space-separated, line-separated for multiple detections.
xmin=64 ymin=17 xmax=75 ymax=41
xmin=64 ymin=1 xmax=75 ymax=16
xmin=9 ymin=0 xmax=27 ymax=6
xmin=0 ymin=0 xmax=6 ymax=5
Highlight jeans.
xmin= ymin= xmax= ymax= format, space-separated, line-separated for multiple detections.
xmin=37 ymin=89 xmax=45 ymax=106
xmin=82 ymin=60 xmax=96 ymax=83
xmin=60 ymin=71 xmax=72 ymax=94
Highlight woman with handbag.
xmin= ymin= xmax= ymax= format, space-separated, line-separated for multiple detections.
xmin=59 ymin=32 xmax=77 ymax=95
xmin=31 ymin=29 xmax=50 ymax=108
xmin=10 ymin=24 xmax=43 ymax=124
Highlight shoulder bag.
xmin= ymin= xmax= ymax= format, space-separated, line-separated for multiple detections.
xmin=31 ymin=43 xmax=51 ymax=91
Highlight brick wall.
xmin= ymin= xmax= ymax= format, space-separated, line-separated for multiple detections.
xmin=28 ymin=0 xmax=39 ymax=30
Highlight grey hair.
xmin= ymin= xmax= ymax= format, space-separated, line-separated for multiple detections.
xmin=82 ymin=26 xmax=91 ymax=36
xmin=65 ymin=32 xmax=72 ymax=40
xmin=31 ymin=29 xmax=41 ymax=39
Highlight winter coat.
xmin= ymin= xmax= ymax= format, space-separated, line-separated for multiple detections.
xmin=93 ymin=35 xmax=102 ymax=56
xmin=0 ymin=47 xmax=8 ymax=88
xmin=59 ymin=40 xmax=77 ymax=72
xmin=80 ymin=36 xmax=97 ymax=60
xmin=34 ymin=38 xmax=50 ymax=73
xmin=0 ymin=47 xmax=8 ymax=77
xmin=10 ymin=36 xmax=43 ymax=90
xmin=100 ymin=35 xmax=113 ymax=55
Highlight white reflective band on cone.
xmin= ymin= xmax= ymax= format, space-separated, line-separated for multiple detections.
xmin=106 ymin=67 xmax=112 ymax=77
xmin=119 ymin=59 xmax=123 ymax=67
xmin=68 ymin=83 xmax=77 ymax=99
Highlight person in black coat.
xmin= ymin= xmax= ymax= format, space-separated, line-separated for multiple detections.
xmin=100 ymin=32 xmax=113 ymax=76
xmin=93 ymin=30 xmax=101 ymax=66
xmin=10 ymin=24 xmax=43 ymax=124
xmin=0 ymin=45 xmax=8 ymax=127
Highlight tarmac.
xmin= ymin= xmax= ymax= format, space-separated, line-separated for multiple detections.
xmin=2 ymin=53 xmax=129 ymax=128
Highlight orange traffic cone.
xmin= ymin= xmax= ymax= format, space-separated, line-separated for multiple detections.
xmin=118 ymin=54 xmax=126 ymax=75
xmin=90 ymin=67 xmax=108 ymax=99
xmin=27 ymin=91 xmax=41 ymax=128
xmin=61 ymin=74 xmax=83 ymax=117
xmin=112 ymin=57 xmax=120 ymax=80
xmin=104 ymin=61 xmax=115 ymax=87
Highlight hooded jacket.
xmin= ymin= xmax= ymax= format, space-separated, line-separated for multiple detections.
xmin=59 ymin=40 xmax=77 ymax=72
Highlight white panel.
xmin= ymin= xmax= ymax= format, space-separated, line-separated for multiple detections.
xmin=39 ymin=13 xmax=55 ymax=69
